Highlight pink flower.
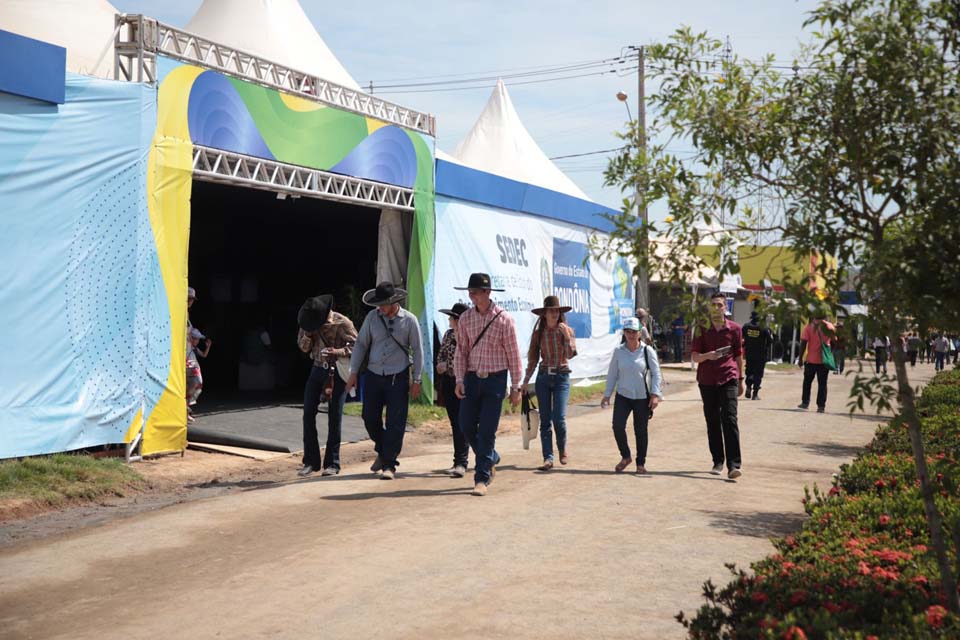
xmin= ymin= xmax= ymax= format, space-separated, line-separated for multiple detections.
xmin=858 ymin=561 xmax=872 ymax=576
xmin=782 ymin=626 xmax=808 ymax=640
xmin=879 ymin=515 xmax=891 ymax=526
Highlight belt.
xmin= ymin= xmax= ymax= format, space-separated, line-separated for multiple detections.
xmin=468 ymin=369 xmax=507 ymax=379
xmin=539 ymin=365 xmax=569 ymax=375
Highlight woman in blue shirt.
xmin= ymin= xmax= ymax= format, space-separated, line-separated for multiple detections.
xmin=601 ymin=317 xmax=663 ymax=473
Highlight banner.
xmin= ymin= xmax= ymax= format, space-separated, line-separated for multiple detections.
xmin=435 ymin=196 xmax=633 ymax=380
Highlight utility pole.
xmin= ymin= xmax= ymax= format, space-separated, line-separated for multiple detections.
xmin=634 ymin=45 xmax=649 ymax=315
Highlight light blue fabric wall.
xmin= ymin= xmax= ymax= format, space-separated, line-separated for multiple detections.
xmin=0 ymin=74 xmax=163 ymax=458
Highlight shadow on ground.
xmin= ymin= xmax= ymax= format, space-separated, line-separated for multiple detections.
xmin=701 ymin=508 xmax=808 ymax=539
xmin=782 ymin=441 xmax=864 ymax=459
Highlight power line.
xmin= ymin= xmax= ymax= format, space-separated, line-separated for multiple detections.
xmin=549 ymin=147 xmax=625 ymax=160
xmin=368 ymin=56 xmax=626 ymax=84
xmin=371 ymin=57 xmax=626 ymax=90
xmin=376 ymin=69 xmax=621 ymax=95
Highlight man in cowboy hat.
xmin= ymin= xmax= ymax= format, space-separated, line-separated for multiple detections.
xmin=346 ymin=282 xmax=424 ymax=480
xmin=453 ymin=273 xmax=523 ymax=496
xmin=297 ymin=294 xmax=358 ymax=477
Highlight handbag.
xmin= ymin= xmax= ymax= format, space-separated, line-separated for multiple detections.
xmin=520 ymin=392 xmax=539 ymax=450
xmin=642 ymin=345 xmax=654 ymax=419
xmin=817 ymin=324 xmax=837 ymax=371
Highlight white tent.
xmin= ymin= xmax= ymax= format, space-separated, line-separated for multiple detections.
xmin=452 ymin=79 xmax=589 ymax=200
xmin=186 ymin=0 xmax=361 ymax=91
xmin=0 ymin=0 xmax=119 ymax=78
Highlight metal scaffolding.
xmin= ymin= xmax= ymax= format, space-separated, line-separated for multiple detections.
xmin=114 ymin=14 xmax=436 ymax=136
xmin=192 ymin=146 xmax=416 ymax=211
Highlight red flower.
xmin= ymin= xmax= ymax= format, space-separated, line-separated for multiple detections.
xmin=828 ymin=486 xmax=840 ymax=496
xmin=823 ymin=601 xmax=843 ymax=613
xmin=752 ymin=591 xmax=769 ymax=604
xmin=927 ymin=605 xmax=947 ymax=628
xmin=913 ymin=575 xmax=929 ymax=588
xmin=858 ymin=561 xmax=872 ymax=576
xmin=782 ymin=626 xmax=807 ymax=640
xmin=913 ymin=544 xmax=929 ymax=553
xmin=879 ymin=515 xmax=891 ymax=526
xmin=789 ymin=590 xmax=808 ymax=606
xmin=872 ymin=549 xmax=912 ymax=563
xmin=874 ymin=479 xmax=887 ymax=489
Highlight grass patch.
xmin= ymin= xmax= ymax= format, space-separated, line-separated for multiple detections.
xmin=0 ymin=454 xmax=144 ymax=509
xmin=343 ymin=382 xmax=608 ymax=428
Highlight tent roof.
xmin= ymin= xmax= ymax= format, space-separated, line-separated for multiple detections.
xmin=0 ymin=0 xmax=119 ymax=78
xmin=452 ymin=80 xmax=589 ymax=200
xmin=186 ymin=0 xmax=360 ymax=90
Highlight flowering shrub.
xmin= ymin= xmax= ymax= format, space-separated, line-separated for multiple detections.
xmin=678 ymin=370 xmax=960 ymax=638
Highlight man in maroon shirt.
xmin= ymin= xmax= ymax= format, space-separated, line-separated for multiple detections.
xmin=691 ymin=293 xmax=745 ymax=479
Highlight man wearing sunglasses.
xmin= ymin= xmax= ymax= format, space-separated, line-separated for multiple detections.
xmin=347 ymin=282 xmax=424 ymax=480
xmin=453 ymin=273 xmax=523 ymax=496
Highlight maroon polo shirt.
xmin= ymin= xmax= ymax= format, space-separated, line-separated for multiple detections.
xmin=691 ymin=319 xmax=743 ymax=386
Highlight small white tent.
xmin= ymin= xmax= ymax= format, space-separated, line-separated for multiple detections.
xmin=186 ymin=0 xmax=361 ymax=91
xmin=452 ymin=79 xmax=589 ymax=200
xmin=0 ymin=0 xmax=119 ymax=78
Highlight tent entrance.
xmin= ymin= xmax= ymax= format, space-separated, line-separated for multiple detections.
xmin=187 ymin=180 xmax=395 ymax=408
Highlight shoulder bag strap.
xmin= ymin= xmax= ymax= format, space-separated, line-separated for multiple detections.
xmin=472 ymin=310 xmax=504 ymax=348
xmin=642 ymin=345 xmax=651 ymax=398
xmin=379 ymin=313 xmax=412 ymax=361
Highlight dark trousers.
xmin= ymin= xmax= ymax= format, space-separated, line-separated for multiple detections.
xmin=935 ymin=352 xmax=946 ymax=371
xmin=442 ymin=376 xmax=469 ymax=467
xmin=801 ymin=363 xmax=829 ymax=409
xmin=699 ymin=382 xmax=741 ymax=470
xmin=302 ymin=365 xmax=347 ymax=470
xmin=875 ymin=347 xmax=887 ymax=374
xmin=672 ymin=334 xmax=684 ymax=362
xmin=612 ymin=393 xmax=650 ymax=464
xmin=908 ymin=351 xmax=917 ymax=367
xmin=832 ymin=347 xmax=846 ymax=374
xmin=744 ymin=357 xmax=766 ymax=393
xmin=361 ymin=369 xmax=410 ymax=472
xmin=459 ymin=371 xmax=506 ymax=485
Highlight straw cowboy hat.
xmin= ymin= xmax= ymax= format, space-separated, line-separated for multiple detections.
xmin=298 ymin=294 xmax=334 ymax=331
xmin=362 ymin=281 xmax=408 ymax=306
xmin=531 ymin=295 xmax=572 ymax=316
xmin=439 ymin=302 xmax=469 ymax=318
xmin=453 ymin=273 xmax=505 ymax=292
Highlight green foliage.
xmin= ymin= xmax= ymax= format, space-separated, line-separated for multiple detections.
xmin=678 ymin=368 xmax=960 ymax=638
xmin=0 ymin=454 xmax=144 ymax=507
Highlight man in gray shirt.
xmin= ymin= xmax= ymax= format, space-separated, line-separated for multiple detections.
xmin=346 ymin=282 xmax=424 ymax=479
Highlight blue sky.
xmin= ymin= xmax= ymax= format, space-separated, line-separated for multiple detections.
xmin=113 ymin=0 xmax=821 ymax=211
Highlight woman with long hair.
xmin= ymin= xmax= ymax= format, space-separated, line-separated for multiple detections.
xmin=522 ymin=295 xmax=577 ymax=471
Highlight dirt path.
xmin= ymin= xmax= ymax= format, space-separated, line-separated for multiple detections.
xmin=0 ymin=364 xmax=936 ymax=640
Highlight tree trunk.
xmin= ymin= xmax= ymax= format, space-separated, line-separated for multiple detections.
xmin=890 ymin=336 xmax=960 ymax=612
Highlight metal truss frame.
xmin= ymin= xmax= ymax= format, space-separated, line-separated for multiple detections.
xmin=114 ymin=14 xmax=436 ymax=136
xmin=192 ymin=146 xmax=416 ymax=211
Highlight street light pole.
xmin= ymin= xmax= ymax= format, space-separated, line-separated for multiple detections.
xmin=635 ymin=45 xmax=649 ymax=314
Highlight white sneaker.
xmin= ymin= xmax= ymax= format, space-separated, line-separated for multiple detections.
xmin=380 ymin=468 xmax=395 ymax=480
xmin=710 ymin=462 xmax=724 ymax=475
xmin=297 ymin=465 xmax=316 ymax=477
xmin=728 ymin=467 xmax=742 ymax=479
xmin=321 ymin=467 xmax=339 ymax=477
xmin=450 ymin=465 xmax=466 ymax=478
xmin=472 ymin=483 xmax=487 ymax=496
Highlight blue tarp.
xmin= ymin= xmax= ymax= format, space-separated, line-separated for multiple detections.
xmin=0 ymin=74 xmax=162 ymax=458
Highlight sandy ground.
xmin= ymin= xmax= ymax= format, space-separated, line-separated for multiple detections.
xmin=0 ymin=363 xmax=936 ymax=640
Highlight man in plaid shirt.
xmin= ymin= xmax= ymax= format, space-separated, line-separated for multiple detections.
xmin=453 ymin=273 xmax=523 ymax=496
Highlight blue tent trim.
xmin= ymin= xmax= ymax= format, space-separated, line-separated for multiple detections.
xmin=0 ymin=29 xmax=66 ymax=104
xmin=435 ymin=159 xmax=619 ymax=233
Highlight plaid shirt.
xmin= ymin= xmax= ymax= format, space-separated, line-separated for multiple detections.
xmin=297 ymin=311 xmax=358 ymax=367
xmin=454 ymin=302 xmax=523 ymax=387
xmin=525 ymin=324 xmax=577 ymax=380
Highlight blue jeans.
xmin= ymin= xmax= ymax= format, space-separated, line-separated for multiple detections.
xmin=361 ymin=369 xmax=410 ymax=472
xmin=302 ymin=365 xmax=347 ymax=470
xmin=936 ymin=352 xmax=946 ymax=371
xmin=459 ymin=371 xmax=506 ymax=485
xmin=535 ymin=371 xmax=570 ymax=461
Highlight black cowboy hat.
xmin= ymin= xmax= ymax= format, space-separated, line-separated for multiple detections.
xmin=531 ymin=295 xmax=572 ymax=316
xmin=453 ymin=272 xmax=505 ymax=292
xmin=298 ymin=294 xmax=334 ymax=331
xmin=362 ymin=281 xmax=408 ymax=306
xmin=439 ymin=302 xmax=469 ymax=319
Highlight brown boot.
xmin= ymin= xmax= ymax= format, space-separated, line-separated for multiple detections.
xmin=615 ymin=457 xmax=632 ymax=473
xmin=559 ymin=450 xmax=569 ymax=465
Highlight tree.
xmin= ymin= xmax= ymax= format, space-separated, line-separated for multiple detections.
xmin=601 ymin=0 xmax=960 ymax=611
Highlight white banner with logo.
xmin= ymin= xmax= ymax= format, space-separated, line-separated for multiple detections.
xmin=434 ymin=196 xmax=634 ymax=380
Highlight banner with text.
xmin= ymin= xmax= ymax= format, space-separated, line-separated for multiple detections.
xmin=434 ymin=197 xmax=634 ymax=380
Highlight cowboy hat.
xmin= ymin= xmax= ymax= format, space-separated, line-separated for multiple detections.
xmin=453 ymin=273 xmax=505 ymax=292
xmin=298 ymin=294 xmax=334 ymax=331
xmin=362 ymin=282 xmax=407 ymax=306
xmin=531 ymin=295 xmax=572 ymax=316
xmin=439 ymin=302 xmax=469 ymax=318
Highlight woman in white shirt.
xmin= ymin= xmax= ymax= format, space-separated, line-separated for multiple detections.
xmin=601 ymin=317 xmax=663 ymax=474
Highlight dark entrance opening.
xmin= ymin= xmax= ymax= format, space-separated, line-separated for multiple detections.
xmin=187 ymin=181 xmax=380 ymax=408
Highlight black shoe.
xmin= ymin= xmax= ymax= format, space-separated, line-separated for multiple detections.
xmin=817 ymin=406 xmax=825 ymax=413
xmin=752 ymin=390 xmax=759 ymax=400
xmin=797 ymin=403 xmax=809 ymax=410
